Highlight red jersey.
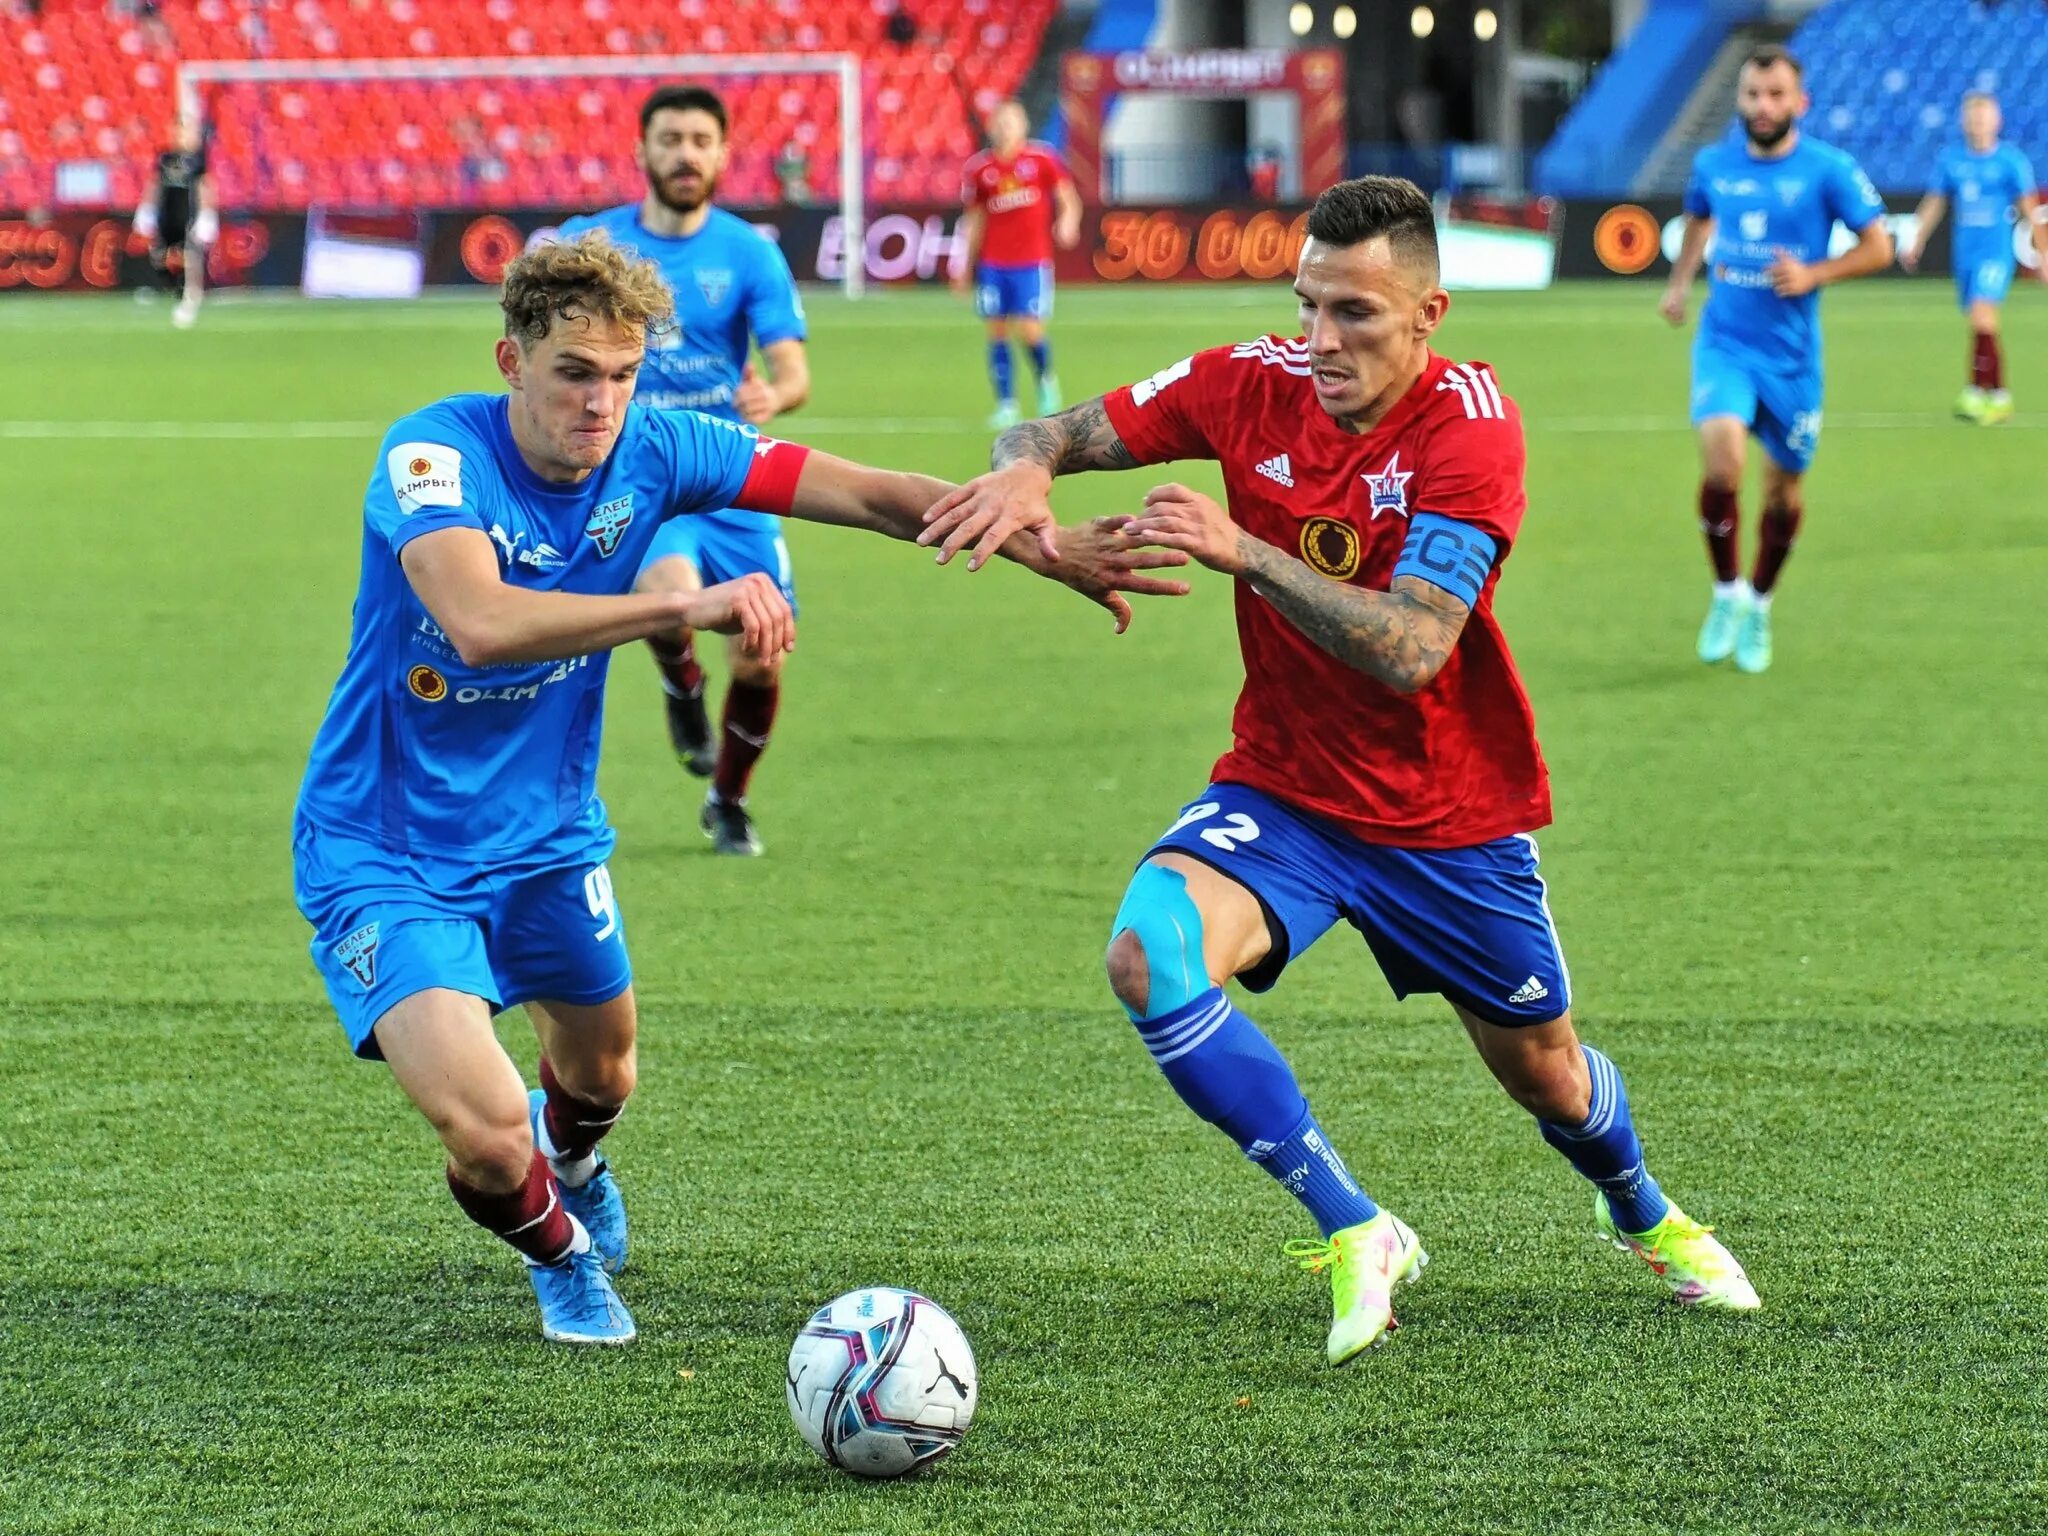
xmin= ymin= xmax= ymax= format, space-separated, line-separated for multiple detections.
xmin=1102 ymin=340 xmax=1551 ymax=850
xmin=962 ymin=143 xmax=1070 ymax=267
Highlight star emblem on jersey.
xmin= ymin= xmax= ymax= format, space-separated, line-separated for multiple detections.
xmin=1361 ymin=451 xmax=1412 ymax=521
xmin=1254 ymin=453 xmax=1294 ymax=488
xmin=585 ymin=493 xmax=635 ymax=558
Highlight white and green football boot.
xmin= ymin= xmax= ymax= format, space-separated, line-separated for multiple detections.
xmin=1954 ymin=386 xmax=1988 ymax=422
xmin=1697 ymin=583 xmax=1752 ymax=665
xmin=1036 ymin=374 xmax=1063 ymax=417
xmin=987 ymin=399 xmax=1022 ymax=431
xmin=1596 ymin=1195 xmax=1759 ymax=1311
xmin=1286 ymin=1210 xmax=1428 ymax=1365
xmin=1981 ymin=391 xmax=2014 ymax=425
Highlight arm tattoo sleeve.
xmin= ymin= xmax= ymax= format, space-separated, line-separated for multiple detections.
xmin=990 ymin=396 xmax=1138 ymax=475
xmin=1237 ymin=538 xmax=1470 ymax=693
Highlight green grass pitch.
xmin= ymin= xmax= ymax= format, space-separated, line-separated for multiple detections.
xmin=1 ymin=280 xmax=2044 ymax=1535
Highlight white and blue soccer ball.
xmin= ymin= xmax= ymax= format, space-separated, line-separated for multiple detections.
xmin=785 ymin=1287 xmax=978 ymax=1479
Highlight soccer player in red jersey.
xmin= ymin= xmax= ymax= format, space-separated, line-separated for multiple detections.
xmin=950 ymin=101 xmax=1081 ymax=430
xmin=923 ymin=178 xmax=1759 ymax=1363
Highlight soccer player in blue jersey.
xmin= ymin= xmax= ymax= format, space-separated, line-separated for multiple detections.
xmin=292 ymin=232 xmax=1187 ymax=1345
xmin=1660 ymin=45 xmax=1893 ymax=675
xmin=1902 ymin=92 xmax=2047 ymax=425
xmin=559 ymin=86 xmax=812 ymax=855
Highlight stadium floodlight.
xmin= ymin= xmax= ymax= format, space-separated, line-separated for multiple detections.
xmin=177 ymin=53 xmax=868 ymax=298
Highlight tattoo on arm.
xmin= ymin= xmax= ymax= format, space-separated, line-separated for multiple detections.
xmin=1237 ymin=539 xmax=1470 ymax=693
xmin=991 ymin=396 xmax=1137 ymax=475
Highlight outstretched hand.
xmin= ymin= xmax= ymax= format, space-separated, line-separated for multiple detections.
xmin=1122 ymin=484 xmax=1249 ymax=576
xmin=919 ymin=463 xmax=1062 ymax=570
xmin=1045 ymin=515 xmax=1191 ymax=633
xmin=680 ymin=573 xmax=795 ymax=661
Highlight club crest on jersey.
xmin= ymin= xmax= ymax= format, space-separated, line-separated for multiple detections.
xmin=1739 ymin=210 xmax=1769 ymax=241
xmin=695 ymin=268 xmax=732 ymax=306
xmin=585 ymin=494 xmax=635 ymax=557
xmin=407 ymin=664 xmax=447 ymax=701
xmin=1361 ymin=451 xmax=1413 ymax=521
xmin=1299 ymin=516 xmax=1361 ymax=579
xmin=335 ymin=923 xmax=379 ymax=990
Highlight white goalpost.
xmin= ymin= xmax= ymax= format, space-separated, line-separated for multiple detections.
xmin=178 ymin=53 xmax=868 ymax=298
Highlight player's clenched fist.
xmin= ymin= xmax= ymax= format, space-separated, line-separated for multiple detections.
xmin=918 ymin=463 xmax=1062 ymax=570
xmin=684 ymin=572 xmax=795 ymax=661
xmin=1657 ymin=285 xmax=1688 ymax=327
xmin=1125 ymin=484 xmax=1249 ymax=576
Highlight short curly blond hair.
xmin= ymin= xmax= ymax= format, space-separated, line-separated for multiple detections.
xmin=500 ymin=229 xmax=676 ymax=347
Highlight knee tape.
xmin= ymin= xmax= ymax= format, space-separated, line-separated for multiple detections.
xmin=1110 ymin=864 xmax=1207 ymax=1022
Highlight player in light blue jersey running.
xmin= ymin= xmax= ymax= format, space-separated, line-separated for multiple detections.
xmin=1661 ymin=45 xmax=1892 ymax=675
xmin=292 ymin=232 xmax=1187 ymax=1346
xmin=560 ymin=85 xmax=811 ymax=855
xmin=1902 ymin=92 xmax=2047 ymax=425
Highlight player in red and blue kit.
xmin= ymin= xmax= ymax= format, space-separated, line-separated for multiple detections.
xmin=560 ymin=85 xmax=812 ymax=855
xmin=293 ymin=232 xmax=1186 ymax=1347
xmin=951 ymin=101 xmax=1081 ymax=430
xmin=924 ymin=177 xmax=1760 ymax=1366
xmin=1903 ymin=92 xmax=2047 ymax=425
xmin=1661 ymin=46 xmax=1893 ymax=675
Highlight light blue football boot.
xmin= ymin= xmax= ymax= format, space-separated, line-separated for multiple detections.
xmin=1733 ymin=601 xmax=1773 ymax=675
xmin=527 ymin=1234 xmax=637 ymax=1345
xmin=1696 ymin=584 xmax=1752 ymax=664
xmin=529 ymin=1088 xmax=628 ymax=1276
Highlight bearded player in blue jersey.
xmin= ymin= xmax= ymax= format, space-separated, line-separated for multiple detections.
xmin=1660 ymin=45 xmax=1893 ymax=675
xmin=292 ymin=232 xmax=1187 ymax=1344
xmin=1902 ymin=92 xmax=2047 ymax=426
xmin=559 ymin=86 xmax=810 ymax=855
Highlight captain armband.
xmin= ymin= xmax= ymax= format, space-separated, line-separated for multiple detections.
xmin=1391 ymin=513 xmax=1498 ymax=608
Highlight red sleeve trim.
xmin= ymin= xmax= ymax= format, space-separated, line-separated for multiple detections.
xmin=734 ymin=438 xmax=811 ymax=516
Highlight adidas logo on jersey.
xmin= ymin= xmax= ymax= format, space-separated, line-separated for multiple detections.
xmin=1254 ymin=453 xmax=1294 ymax=488
xmin=1507 ymin=975 xmax=1550 ymax=1005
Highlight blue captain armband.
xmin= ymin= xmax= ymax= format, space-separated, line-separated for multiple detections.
xmin=1393 ymin=513 xmax=1498 ymax=608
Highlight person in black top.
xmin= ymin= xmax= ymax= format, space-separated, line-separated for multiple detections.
xmin=133 ymin=118 xmax=216 ymax=327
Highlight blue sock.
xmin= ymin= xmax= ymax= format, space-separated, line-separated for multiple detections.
xmin=1136 ymin=988 xmax=1379 ymax=1238
xmin=1538 ymin=1045 xmax=1670 ymax=1234
xmin=1027 ymin=339 xmax=1051 ymax=380
xmin=988 ymin=340 xmax=1014 ymax=403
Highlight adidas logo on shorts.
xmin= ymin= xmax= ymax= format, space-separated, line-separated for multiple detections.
xmin=1507 ymin=975 xmax=1550 ymax=1005
xmin=1254 ymin=453 xmax=1294 ymax=488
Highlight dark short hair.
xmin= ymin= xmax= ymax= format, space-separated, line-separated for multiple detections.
xmin=640 ymin=84 xmax=727 ymax=138
xmin=1741 ymin=44 xmax=1803 ymax=81
xmin=1305 ymin=176 xmax=1439 ymax=280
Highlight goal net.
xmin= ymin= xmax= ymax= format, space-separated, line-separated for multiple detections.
xmin=178 ymin=53 xmax=868 ymax=296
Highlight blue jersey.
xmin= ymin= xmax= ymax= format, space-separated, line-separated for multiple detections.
xmin=1684 ymin=135 xmax=1886 ymax=371
xmin=556 ymin=204 xmax=805 ymax=422
xmin=295 ymin=392 xmax=769 ymax=865
xmin=1931 ymin=141 xmax=2037 ymax=254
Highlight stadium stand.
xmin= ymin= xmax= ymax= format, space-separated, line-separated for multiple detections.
xmin=1792 ymin=0 xmax=2048 ymax=192
xmin=0 ymin=0 xmax=1054 ymax=211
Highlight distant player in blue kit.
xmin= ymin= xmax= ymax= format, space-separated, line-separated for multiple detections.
xmin=1902 ymin=92 xmax=2047 ymax=425
xmin=292 ymin=232 xmax=1187 ymax=1346
xmin=559 ymin=86 xmax=811 ymax=855
xmin=1660 ymin=46 xmax=1893 ymax=675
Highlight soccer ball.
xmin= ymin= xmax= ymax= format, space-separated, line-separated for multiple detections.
xmin=785 ymin=1287 xmax=978 ymax=1479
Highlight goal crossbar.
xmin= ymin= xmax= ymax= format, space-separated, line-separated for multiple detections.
xmin=178 ymin=53 xmax=866 ymax=297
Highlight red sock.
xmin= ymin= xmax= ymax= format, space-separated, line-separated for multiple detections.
xmin=446 ymin=1151 xmax=576 ymax=1265
xmin=1751 ymin=500 xmax=1802 ymax=596
xmin=648 ymin=633 xmax=703 ymax=697
xmin=538 ymin=1055 xmax=623 ymax=1165
xmin=1698 ymin=483 xmax=1741 ymax=583
xmin=1973 ymin=331 xmax=2002 ymax=392
xmin=714 ymin=679 xmax=780 ymax=802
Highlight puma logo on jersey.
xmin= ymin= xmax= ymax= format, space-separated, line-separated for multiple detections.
xmin=1254 ymin=453 xmax=1294 ymax=488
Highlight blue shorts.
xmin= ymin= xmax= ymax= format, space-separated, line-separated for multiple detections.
xmin=1691 ymin=340 xmax=1824 ymax=473
xmin=640 ymin=510 xmax=797 ymax=614
xmin=975 ymin=261 xmax=1053 ymax=321
xmin=1142 ymin=783 xmax=1572 ymax=1027
xmin=293 ymin=820 xmax=633 ymax=1060
xmin=1954 ymin=247 xmax=2015 ymax=309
